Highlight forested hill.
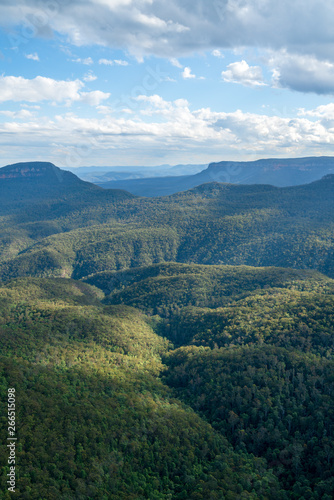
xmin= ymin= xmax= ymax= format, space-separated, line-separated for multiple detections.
xmin=0 ymin=268 xmax=333 ymax=497
xmin=0 ymin=276 xmax=284 ymax=498
xmin=0 ymin=168 xmax=333 ymax=281
xmin=0 ymin=161 xmax=333 ymax=498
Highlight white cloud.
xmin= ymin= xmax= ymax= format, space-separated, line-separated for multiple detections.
xmin=83 ymin=72 xmax=97 ymax=82
xmin=96 ymin=105 xmax=113 ymax=114
xmin=73 ymin=57 xmax=94 ymax=65
xmin=99 ymin=58 xmax=128 ymax=66
xmin=212 ymin=50 xmax=224 ymax=58
xmin=21 ymin=104 xmax=41 ymax=110
xmin=298 ymin=104 xmax=334 ymax=129
xmin=299 ymin=103 xmax=334 ymax=119
xmin=80 ymin=91 xmax=111 ymax=105
xmin=182 ymin=67 xmax=196 ymax=79
xmin=25 ymin=53 xmax=39 ymax=61
xmin=0 ymin=76 xmax=83 ymax=103
xmin=0 ymin=76 xmax=109 ymax=105
xmin=170 ymin=58 xmax=182 ymax=68
xmin=222 ymin=60 xmax=266 ymax=87
xmin=2 ymin=95 xmax=334 ymax=166
xmin=0 ymin=109 xmax=33 ymax=119
xmin=114 ymin=59 xmax=129 ymax=66
xmin=99 ymin=59 xmax=114 ymax=66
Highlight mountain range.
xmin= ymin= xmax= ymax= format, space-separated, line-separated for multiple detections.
xmin=94 ymin=156 xmax=334 ymax=196
xmin=0 ymin=160 xmax=333 ymax=498
xmin=1 ymin=161 xmax=334 ymax=280
xmin=66 ymin=163 xmax=206 ymax=184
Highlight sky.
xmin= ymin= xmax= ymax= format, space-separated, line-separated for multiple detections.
xmin=1 ymin=0 xmax=334 ymax=168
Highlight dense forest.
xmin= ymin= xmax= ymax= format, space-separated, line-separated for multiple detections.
xmin=1 ymin=165 xmax=334 ymax=281
xmin=0 ymin=162 xmax=333 ymax=498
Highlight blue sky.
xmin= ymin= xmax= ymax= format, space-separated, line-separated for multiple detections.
xmin=1 ymin=0 xmax=334 ymax=168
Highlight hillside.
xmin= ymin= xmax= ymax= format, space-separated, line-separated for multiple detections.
xmin=96 ymin=156 xmax=334 ymax=196
xmin=0 ymin=162 xmax=333 ymax=498
xmin=0 ymin=268 xmax=333 ymax=497
xmin=0 ymin=277 xmax=283 ymax=499
xmin=164 ymin=345 xmax=334 ymax=498
xmin=83 ymin=262 xmax=334 ymax=355
xmin=0 ymin=173 xmax=334 ymax=281
xmin=83 ymin=262 xmax=332 ymax=313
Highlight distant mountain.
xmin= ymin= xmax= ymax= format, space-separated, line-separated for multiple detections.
xmin=0 ymin=161 xmax=96 ymax=202
xmin=66 ymin=163 xmax=206 ymax=183
xmin=97 ymin=173 xmax=192 ymax=196
xmin=205 ymin=156 xmax=334 ymax=185
xmin=96 ymin=156 xmax=334 ymax=196
xmin=0 ymin=161 xmax=133 ymax=213
xmin=0 ymin=161 xmax=86 ymax=185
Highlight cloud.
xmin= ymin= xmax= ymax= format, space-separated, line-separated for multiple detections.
xmin=80 ymin=91 xmax=111 ymax=106
xmin=269 ymin=51 xmax=334 ymax=95
xmin=0 ymin=76 xmax=83 ymax=103
xmin=25 ymin=53 xmax=39 ymax=61
xmin=114 ymin=59 xmax=129 ymax=66
xmin=2 ymin=0 xmax=334 ymax=63
xmin=2 ymin=95 xmax=334 ymax=166
xmin=170 ymin=58 xmax=182 ymax=68
xmin=299 ymin=103 xmax=334 ymax=119
xmin=21 ymin=104 xmax=41 ymax=110
xmin=99 ymin=58 xmax=129 ymax=66
xmin=5 ymin=0 xmax=334 ymax=100
xmin=72 ymin=57 xmax=94 ymax=65
xmin=182 ymin=67 xmax=196 ymax=79
xmin=222 ymin=60 xmax=266 ymax=87
xmin=83 ymin=72 xmax=97 ymax=82
xmin=212 ymin=49 xmax=224 ymax=58
xmin=99 ymin=59 xmax=114 ymax=66
xmin=298 ymin=103 xmax=334 ymax=128
xmin=0 ymin=109 xmax=33 ymax=119
xmin=0 ymin=76 xmax=109 ymax=105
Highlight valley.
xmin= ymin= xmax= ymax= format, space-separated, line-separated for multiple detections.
xmin=0 ymin=161 xmax=333 ymax=499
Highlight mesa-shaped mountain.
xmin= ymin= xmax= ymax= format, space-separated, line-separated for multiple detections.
xmin=0 ymin=161 xmax=93 ymax=195
xmin=0 ymin=161 xmax=133 ymax=213
xmin=96 ymin=156 xmax=334 ymax=196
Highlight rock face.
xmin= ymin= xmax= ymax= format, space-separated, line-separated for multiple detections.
xmin=0 ymin=166 xmax=46 ymax=179
xmin=0 ymin=162 xmax=80 ymax=184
